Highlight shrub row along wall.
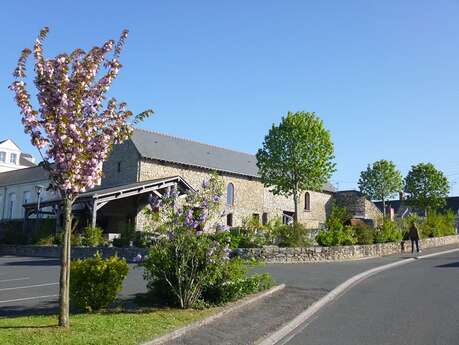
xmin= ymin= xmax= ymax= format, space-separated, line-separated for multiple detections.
xmin=235 ymin=235 xmax=459 ymax=263
xmin=1 ymin=235 xmax=459 ymax=263
xmin=0 ymin=245 xmax=149 ymax=263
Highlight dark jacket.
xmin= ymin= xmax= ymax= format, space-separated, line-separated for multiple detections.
xmin=408 ymin=225 xmax=420 ymax=240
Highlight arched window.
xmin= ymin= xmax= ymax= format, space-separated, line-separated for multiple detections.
xmin=226 ymin=183 xmax=234 ymax=206
xmin=8 ymin=193 xmax=16 ymax=219
xmin=304 ymin=192 xmax=311 ymax=211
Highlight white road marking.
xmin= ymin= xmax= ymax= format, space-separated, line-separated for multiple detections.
xmin=0 ymin=277 xmax=30 ymax=283
xmin=0 ymin=282 xmax=58 ymax=292
xmin=0 ymin=294 xmax=58 ymax=304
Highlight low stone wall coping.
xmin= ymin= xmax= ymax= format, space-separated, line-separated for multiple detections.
xmin=1 ymin=235 xmax=458 ymax=263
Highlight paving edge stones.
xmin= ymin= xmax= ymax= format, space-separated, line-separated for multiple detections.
xmin=255 ymin=247 xmax=459 ymax=345
xmin=141 ymin=283 xmax=286 ymax=345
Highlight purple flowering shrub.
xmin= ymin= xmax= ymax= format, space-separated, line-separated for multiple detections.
xmin=141 ymin=174 xmax=273 ymax=308
xmin=144 ymin=174 xmax=228 ymax=235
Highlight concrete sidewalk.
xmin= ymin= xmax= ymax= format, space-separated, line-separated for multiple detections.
xmin=162 ymin=244 xmax=459 ymax=345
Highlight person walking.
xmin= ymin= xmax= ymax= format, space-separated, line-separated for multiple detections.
xmin=408 ymin=221 xmax=421 ymax=253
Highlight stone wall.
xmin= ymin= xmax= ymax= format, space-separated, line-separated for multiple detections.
xmin=101 ymin=140 xmax=140 ymax=188
xmin=235 ymin=235 xmax=459 ymax=263
xmin=0 ymin=245 xmax=149 ymax=263
xmin=3 ymin=235 xmax=458 ymax=263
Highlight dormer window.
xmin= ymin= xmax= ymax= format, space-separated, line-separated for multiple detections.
xmin=10 ymin=153 xmax=17 ymax=164
xmin=0 ymin=152 xmax=5 ymax=163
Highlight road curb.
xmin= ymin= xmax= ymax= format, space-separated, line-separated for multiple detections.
xmin=255 ymin=247 xmax=459 ymax=345
xmin=142 ymin=283 xmax=286 ymax=345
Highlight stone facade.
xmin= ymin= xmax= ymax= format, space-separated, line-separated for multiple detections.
xmin=101 ymin=140 xmax=334 ymax=231
xmin=236 ymin=235 xmax=459 ymax=263
xmin=334 ymin=190 xmax=383 ymax=226
xmin=137 ymin=159 xmax=333 ymax=230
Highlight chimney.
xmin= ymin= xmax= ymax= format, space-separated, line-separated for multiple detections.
xmin=399 ymin=191 xmax=404 ymax=201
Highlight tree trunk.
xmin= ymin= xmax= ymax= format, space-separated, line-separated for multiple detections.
xmin=382 ymin=198 xmax=386 ymax=219
xmin=58 ymin=197 xmax=73 ymax=328
xmin=293 ymin=189 xmax=299 ymax=224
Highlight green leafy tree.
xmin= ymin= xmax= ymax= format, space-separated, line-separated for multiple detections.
xmin=256 ymin=111 xmax=336 ymax=223
xmin=358 ymin=160 xmax=403 ymax=217
xmin=404 ymin=163 xmax=449 ymax=215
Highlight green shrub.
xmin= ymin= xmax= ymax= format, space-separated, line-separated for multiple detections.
xmin=30 ymin=219 xmax=56 ymax=244
xmin=142 ymin=228 xmax=272 ymax=308
xmin=70 ymin=253 xmax=129 ymax=312
xmin=419 ymin=211 xmax=456 ymax=238
xmin=112 ymin=225 xmax=136 ymax=247
xmin=316 ymin=226 xmax=356 ymax=246
xmin=81 ymin=226 xmax=104 ymax=247
xmin=276 ymin=223 xmax=312 ymax=247
xmin=326 ymin=203 xmax=351 ymax=231
xmin=143 ymin=229 xmax=225 ymax=308
xmin=202 ymin=258 xmax=273 ymax=305
xmin=2 ymin=226 xmax=27 ymax=244
xmin=353 ymin=223 xmax=374 ymax=245
xmin=374 ymin=220 xmax=403 ymax=243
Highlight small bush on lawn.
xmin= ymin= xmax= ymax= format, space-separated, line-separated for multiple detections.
xmin=81 ymin=226 xmax=104 ymax=246
xmin=202 ymin=258 xmax=274 ymax=305
xmin=142 ymin=175 xmax=273 ymax=309
xmin=374 ymin=220 xmax=403 ymax=243
xmin=70 ymin=253 xmax=129 ymax=312
xmin=353 ymin=223 xmax=374 ymax=245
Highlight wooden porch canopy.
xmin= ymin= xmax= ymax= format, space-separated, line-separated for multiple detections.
xmin=23 ymin=176 xmax=194 ymax=227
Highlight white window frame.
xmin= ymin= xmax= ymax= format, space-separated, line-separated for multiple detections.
xmin=10 ymin=153 xmax=17 ymax=165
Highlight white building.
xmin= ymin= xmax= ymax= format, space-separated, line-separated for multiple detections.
xmin=0 ymin=139 xmax=35 ymax=173
xmin=0 ymin=166 xmax=52 ymax=220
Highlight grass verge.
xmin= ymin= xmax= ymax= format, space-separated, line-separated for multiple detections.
xmin=0 ymin=308 xmax=217 ymax=345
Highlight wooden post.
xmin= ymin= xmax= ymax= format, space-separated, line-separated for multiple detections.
xmin=91 ymin=201 xmax=97 ymax=228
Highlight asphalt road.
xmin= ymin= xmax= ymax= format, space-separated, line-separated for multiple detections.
xmin=0 ymin=256 xmax=146 ymax=316
xmin=0 ymin=253 xmax=404 ymax=317
xmin=282 ymin=250 xmax=459 ymax=345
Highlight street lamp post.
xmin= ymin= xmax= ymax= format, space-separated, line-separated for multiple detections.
xmin=35 ymin=185 xmax=44 ymax=219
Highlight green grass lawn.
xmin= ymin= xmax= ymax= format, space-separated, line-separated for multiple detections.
xmin=0 ymin=308 xmax=218 ymax=345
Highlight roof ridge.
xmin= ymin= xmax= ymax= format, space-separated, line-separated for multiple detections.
xmin=134 ymin=127 xmax=256 ymax=157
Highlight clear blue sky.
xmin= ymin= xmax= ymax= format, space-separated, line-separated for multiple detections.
xmin=1 ymin=1 xmax=459 ymax=195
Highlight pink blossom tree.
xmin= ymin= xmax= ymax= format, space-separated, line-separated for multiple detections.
xmin=10 ymin=27 xmax=152 ymax=327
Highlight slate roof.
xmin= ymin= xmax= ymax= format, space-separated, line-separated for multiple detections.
xmin=131 ymin=128 xmax=336 ymax=193
xmin=0 ymin=165 xmax=49 ymax=187
xmin=374 ymin=197 xmax=459 ymax=215
xmin=19 ymin=153 xmax=36 ymax=167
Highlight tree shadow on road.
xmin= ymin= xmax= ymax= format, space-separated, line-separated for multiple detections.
xmin=435 ymin=261 xmax=459 ymax=268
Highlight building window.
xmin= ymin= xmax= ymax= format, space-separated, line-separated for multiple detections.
xmin=8 ymin=193 xmax=16 ymax=219
xmin=226 ymin=183 xmax=234 ymax=206
xmin=117 ymin=161 xmax=121 ymax=173
xmin=10 ymin=153 xmax=17 ymax=164
xmin=262 ymin=212 xmax=268 ymax=225
xmin=0 ymin=152 xmax=5 ymax=162
xmin=23 ymin=191 xmax=31 ymax=205
xmin=23 ymin=191 xmax=31 ymax=216
xmin=282 ymin=211 xmax=294 ymax=225
xmin=252 ymin=213 xmax=260 ymax=223
xmin=304 ymin=192 xmax=311 ymax=211
xmin=226 ymin=213 xmax=233 ymax=227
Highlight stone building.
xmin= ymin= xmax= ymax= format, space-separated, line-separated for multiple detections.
xmin=101 ymin=128 xmax=336 ymax=231
xmin=333 ymin=190 xmax=383 ymax=226
xmin=1 ymin=128 xmax=386 ymax=235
